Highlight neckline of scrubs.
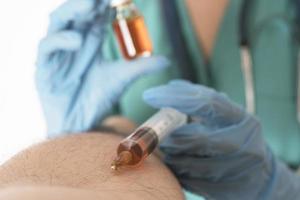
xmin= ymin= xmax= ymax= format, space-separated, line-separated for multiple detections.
xmin=175 ymin=0 xmax=244 ymax=86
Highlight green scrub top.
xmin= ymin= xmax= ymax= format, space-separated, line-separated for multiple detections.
xmin=103 ymin=0 xmax=299 ymax=198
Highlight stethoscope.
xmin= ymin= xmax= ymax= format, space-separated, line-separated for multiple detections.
xmin=161 ymin=0 xmax=300 ymax=118
xmin=295 ymin=0 xmax=300 ymax=123
xmin=239 ymin=0 xmax=255 ymax=114
xmin=240 ymin=0 xmax=300 ymax=120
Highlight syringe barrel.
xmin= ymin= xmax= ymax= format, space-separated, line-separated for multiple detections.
xmin=114 ymin=108 xmax=187 ymax=168
xmin=140 ymin=108 xmax=187 ymax=141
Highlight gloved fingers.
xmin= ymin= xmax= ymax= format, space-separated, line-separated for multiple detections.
xmin=160 ymin=116 xmax=262 ymax=157
xmin=63 ymin=56 xmax=170 ymax=132
xmin=81 ymin=56 xmax=170 ymax=108
xmin=48 ymin=0 xmax=97 ymax=34
xmin=37 ymin=31 xmax=82 ymax=67
xmin=160 ymin=123 xmax=230 ymax=157
xmin=37 ymin=17 xmax=108 ymax=85
xmin=143 ymin=81 xmax=245 ymax=127
xmin=143 ymin=81 xmax=216 ymax=115
xmin=61 ymin=26 xmax=105 ymax=83
xmin=143 ymin=81 xmax=219 ymax=119
xmin=163 ymin=152 xmax=259 ymax=181
xmin=160 ymin=123 xmax=216 ymax=155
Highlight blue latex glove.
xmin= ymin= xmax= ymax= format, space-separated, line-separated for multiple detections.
xmin=36 ymin=0 xmax=169 ymax=137
xmin=143 ymin=80 xmax=300 ymax=200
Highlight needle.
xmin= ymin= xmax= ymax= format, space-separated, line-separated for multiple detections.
xmin=111 ymin=151 xmax=133 ymax=171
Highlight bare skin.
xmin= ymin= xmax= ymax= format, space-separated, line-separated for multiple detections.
xmin=0 ymin=117 xmax=184 ymax=200
xmin=185 ymin=0 xmax=230 ymax=60
xmin=0 ymin=2 xmax=232 ymax=199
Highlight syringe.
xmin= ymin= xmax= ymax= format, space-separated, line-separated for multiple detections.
xmin=111 ymin=108 xmax=187 ymax=171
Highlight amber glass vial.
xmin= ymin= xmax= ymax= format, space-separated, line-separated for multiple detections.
xmin=111 ymin=0 xmax=153 ymax=60
xmin=111 ymin=108 xmax=187 ymax=171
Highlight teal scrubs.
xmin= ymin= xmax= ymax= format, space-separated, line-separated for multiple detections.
xmin=103 ymin=0 xmax=299 ymax=198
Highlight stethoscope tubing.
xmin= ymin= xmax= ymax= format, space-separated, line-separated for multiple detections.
xmin=240 ymin=46 xmax=255 ymax=114
xmin=295 ymin=0 xmax=300 ymax=124
xmin=239 ymin=0 xmax=298 ymax=116
xmin=240 ymin=0 xmax=255 ymax=114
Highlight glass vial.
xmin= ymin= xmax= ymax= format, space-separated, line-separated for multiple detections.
xmin=111 ymin=0 xmax=153 ymax=60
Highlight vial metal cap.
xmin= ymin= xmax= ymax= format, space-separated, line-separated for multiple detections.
xmin=110 ymin=0 xmax=132 ymax=7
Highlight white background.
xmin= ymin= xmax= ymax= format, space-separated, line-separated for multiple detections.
xmin=0 ymin=0 xmax=63 ymax=163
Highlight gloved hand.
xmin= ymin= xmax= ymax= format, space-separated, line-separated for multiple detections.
xmin=36 ymin=0 xmax=169 ymax=137
xmin=143 ymin=80 xmax=300 ymax=200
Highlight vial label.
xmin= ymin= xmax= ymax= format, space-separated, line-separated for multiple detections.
xmin=117 ymin=19 xmax=137 ymax=57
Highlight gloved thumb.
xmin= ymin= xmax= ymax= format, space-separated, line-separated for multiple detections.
xmin=143 ymin=80 xmax=245 ymax=128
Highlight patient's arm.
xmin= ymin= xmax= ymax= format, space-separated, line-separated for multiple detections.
xmin=0 ymin=118 xmax=184 ymax=200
